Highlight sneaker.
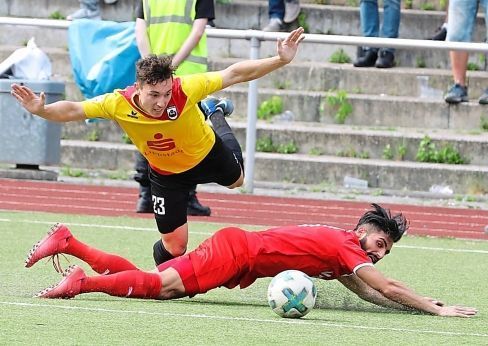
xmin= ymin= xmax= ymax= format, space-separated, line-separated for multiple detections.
xmin=262 ymin=18 xmax=284 ymax=32
xmin=67 ymin=7 xmax=101 ymax=21
xmin=36 ymin=265 xmax=85 ymax=299
xmin=187 ymin=191 xmax=211 ymax=216
xmin=478 ymin=89 xmax=488 ymax=104
xmin=375 ymin=50 xmax=395 ymax=68
xmin=283 ymin=0 xmax=301 ymax=23
xmin=429 ymin=26 xmax=447 ymax=41
xmin=200 ymin=97 xmax=234 ymax=119
xmin=353 ymin=48 xmax=377 ymax=67
xmin=25 ymin=223 xmax=72 ymax=269
xmin=444 ymin=83 xmax=468 ymax=104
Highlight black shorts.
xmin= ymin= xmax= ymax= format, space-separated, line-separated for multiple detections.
xmin=149 ymin=134 xmax=242 ymax=233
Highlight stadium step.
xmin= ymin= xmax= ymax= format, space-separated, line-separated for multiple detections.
xmin=59 ymin=138 xmax=488 ymax=194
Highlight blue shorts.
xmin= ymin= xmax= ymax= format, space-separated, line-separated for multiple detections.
xmin=447 ymin=0 xmax=488 ymax=42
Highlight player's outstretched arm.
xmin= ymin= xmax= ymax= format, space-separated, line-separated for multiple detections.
xmin=355 ymin=266 xmax=478 ymax=317
xmin=11 ymin=83 xmax=86 ymax=122
xmin=219 ymin=27 xmax=305 ymax=89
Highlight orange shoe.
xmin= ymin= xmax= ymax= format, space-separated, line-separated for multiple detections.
xmin=36 ymin=265 xmax=86 ymax=299
xmin=25 ymin=223 xmax=72 ymax=270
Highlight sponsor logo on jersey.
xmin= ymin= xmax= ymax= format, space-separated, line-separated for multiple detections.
xmin=147 ymin=133 xmax=176 ymax=151
xmin=127 ymin=110 xmax=138 ymax=119
xmin=166 ymin=106 xmax=178 ymax=120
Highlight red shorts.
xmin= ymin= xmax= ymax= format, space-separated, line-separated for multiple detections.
xmin=159 ymin=227 xmax=251 ymax=296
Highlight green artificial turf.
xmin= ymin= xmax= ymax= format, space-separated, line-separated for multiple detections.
xmin=0 ymin=210 xmax=487 ymax=345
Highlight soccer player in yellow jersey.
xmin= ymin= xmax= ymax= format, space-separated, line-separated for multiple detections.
xmin=11 ymin=27 xmax=305 ymax=266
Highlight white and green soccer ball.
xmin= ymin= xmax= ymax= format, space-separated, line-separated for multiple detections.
xmin=267 ymin=270 xmax=317 ymax=318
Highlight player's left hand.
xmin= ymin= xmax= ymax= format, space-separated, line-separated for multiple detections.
xmin=277 ymin=27 xmax=305 ymax=64
xmin=11 ymin=83 xmax=46 ymax=115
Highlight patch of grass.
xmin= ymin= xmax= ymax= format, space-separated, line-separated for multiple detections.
xmin=415 ymin=136 xmax=467 ymax=164
xmin=382 ymin=144 xmax=394 ymax=160
xmin=329 ymin=49 xmax=351 ymax=64
xmin=404 ymin=0 xmax=413 ymax=9
xmin=122 ymin=133 xmax=133 ymax=144
xmin=60 ymin=166 xmax=87 ymax=178
xmin=308 ymin=147 xmax=324 ymax=156
xmin=257 ymin=96 xmax=283 ymax=121
xmin=49 ymin=11 xmax=65 ymax=20
xmin=106 ymin=170 xmax=130 ymax=180
xmin=416 ymin=56 xmax=426 ymax=68
xmin=420 ymin=3 xmax=435 ymax=10
xmin=273 ymin=80 xmax=291 ymax=90
xmin=85 ymin=129 xmax=101 ymax=142
xmin=256 ymin=137 xmax=275 ymax=152
xmin=276 ymin=141 xmax=298 ymax=154
xmin=481 ymin=116 xmax=488 ymax=131
xmin=467 ymin=62 xmax=480 ymax=71
xmin=323 ymin=90 xmax=353 ymax=124
xmin=297 ymin=12 xmax=309 ymax=33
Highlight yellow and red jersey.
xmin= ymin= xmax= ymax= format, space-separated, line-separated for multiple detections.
xmin=82 ymin=72 xmax=222 ymax=174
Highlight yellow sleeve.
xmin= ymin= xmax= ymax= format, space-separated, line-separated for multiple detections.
xmin=180 ymin=72 xmax=223 ymax=104
xmin=81 ymin=92 xmax=119 ymax=120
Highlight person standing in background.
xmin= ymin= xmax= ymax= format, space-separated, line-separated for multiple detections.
xmin=262 ymin=0 xmax=300 ymax=32
xmin=134 ymin=0 xmax=214 ymax=215
xmin=353 ymin=0 xmax=401 ymax=68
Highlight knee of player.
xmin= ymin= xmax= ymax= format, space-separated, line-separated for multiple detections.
xmin=227 ymin=174 xmax=244 ymax=189
xmin=165 ymin=243 xmax=187 ymax=257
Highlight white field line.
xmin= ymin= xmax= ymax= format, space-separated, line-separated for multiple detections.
xmin=1 ymin=301 xmax=487 ymax=338
xmin=0 ymin=218 xmax=487 ymax=254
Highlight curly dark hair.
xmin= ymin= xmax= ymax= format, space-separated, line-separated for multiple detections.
xmin=136 ymin=55 xmax=176 ymax=85
xmin=354 ymin=203 xmax=409 ymax=242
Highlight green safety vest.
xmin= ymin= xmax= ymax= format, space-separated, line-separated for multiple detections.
xmin=143 ymin=0 xmax=208 ymax=75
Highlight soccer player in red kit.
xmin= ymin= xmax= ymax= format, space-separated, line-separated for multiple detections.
xmin=26 ymin=204 xmax=477 ymax=317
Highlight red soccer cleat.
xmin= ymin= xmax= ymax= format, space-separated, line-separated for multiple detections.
xmin=36 ymin=265 xmax=86 ymax=299
xmin=25 ymin=223 xmax=72 ymax=270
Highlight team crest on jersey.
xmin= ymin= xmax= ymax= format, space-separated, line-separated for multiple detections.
xmin=166 ymin=106 xmax=178 ymax=120
xmin=127 ymin=110 xmax=138 ymax=119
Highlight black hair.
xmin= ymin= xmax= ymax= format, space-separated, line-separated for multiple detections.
xmin=354 ymin=203 xmax=409 ymax=242
xmin=136 ymin=54 xmax=175 ymax=85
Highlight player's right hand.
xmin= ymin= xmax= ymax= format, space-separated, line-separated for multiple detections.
xmin=438 ymin=305 xmax=478 ymax=318
xmin=11 ymin=83 xmax=46 ymax=115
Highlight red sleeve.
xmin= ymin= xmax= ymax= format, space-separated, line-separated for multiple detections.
xmin=338 ymin=238 xmax=373 ymax=274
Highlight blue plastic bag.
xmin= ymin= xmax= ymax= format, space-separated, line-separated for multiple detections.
xmin=68 ymin=19 xmax=140 ymax=99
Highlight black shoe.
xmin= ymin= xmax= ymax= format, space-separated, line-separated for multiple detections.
xmin=429 ymin=26 xmax=447 ymax=41
xmin=187 ymin=191 xmax=211 ymax=216
xmin=353 ymin=49 xmax=378 ymax=67
xmin=375 ymin=50 xmax=395 ymax=68
xmin=444 ymin=83 xmax=468 ymax=104
xmin=136 ymin=185 xmax=153 ymax=213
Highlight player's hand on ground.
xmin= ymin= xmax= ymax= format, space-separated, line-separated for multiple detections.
xmin=277 ymin=27 xmax=305 ymax=64
xmin=438 ymin=305 xmax=478 ymax=317
xmin=11 ymin=83 xmax=46 ymax=115
xmin=425 ymin=296 xmax=445 ymax=306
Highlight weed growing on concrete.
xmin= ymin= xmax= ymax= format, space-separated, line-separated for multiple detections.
xmin=121 ymin=133 xmax=133 ymax=144
xmin=49 ymin=11 xmax=65 ymax=20
xmin=329 ymin=49 xmax=351 ymax=64
xmin=467 ymin=62 xmax=480 ymax=71
xmin=382 ymin=144 xmax=394 ymax=160
xmin=257 ymin=96 xmax=283 ymax=120
xmin=86 ymin=129 xmax=101 ymax=142
xmin=308 ymin=147 xmax=324 ymax=156
xmin=60 ymin=166 xmax=87 ymax=178
xmin=480 ymin=116 xmax=488 ymax=131
xmin=420 ymin=3 xmax=435 ymax=10
xmin=324 ymin=90 xmax=352 ymax=124
xmin=416 ymin=56 xmax=426 ymax=68
xmin=276 ymin=141 xmax=298 ymax=154
xmin=256 ymin=137 xmax=275 ymax=152
xmin=415 ymin=136 xmax=466 ymax=164
xmin=297 ymin=13 xmax=309 ymax=33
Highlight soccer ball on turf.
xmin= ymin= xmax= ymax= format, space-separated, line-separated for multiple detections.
xmin=267 ymin=270 xmax=317 ymax=318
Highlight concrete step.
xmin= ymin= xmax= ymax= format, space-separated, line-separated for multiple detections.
xmin=60 ymin=120 xmax=488 ymax=166
xmin=59 ymin=139 xmax=488 ymax=194
xmin=216 ymin=87 xmax=488 ymax=130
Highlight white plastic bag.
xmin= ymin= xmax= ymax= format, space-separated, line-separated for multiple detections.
xmin=0 ymin=38 xmax=51 ymax=80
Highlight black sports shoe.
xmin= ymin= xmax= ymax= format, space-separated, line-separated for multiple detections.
xmin=353 ymin=49 xmax=378 ymax=67
xmin=429 ymin=26 xmax=447 ymax=41
xmin=444 ymin=83 xmax=468 ymax=104
xmin=478 ymin=88 xmax=488 ymax=104
xmin=375 ymin=50 xmax=395 ymax=68
xmin=187 ymin=191 xmax=211 ymax=216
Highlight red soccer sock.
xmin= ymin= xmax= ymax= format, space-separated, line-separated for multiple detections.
xmin=65 ymin=237 xmax=140 ymax=274
xmin=81 ymin=270 xmax=162 ymax=299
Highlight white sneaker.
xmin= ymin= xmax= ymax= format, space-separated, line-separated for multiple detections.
xmin=262 ymin=18 xmax=283 ymax=32
xmin=104 ymin=0 xmax=119 ymax=4
xmin=284 ymin=0 xmax=300 ymax=23
xmin=67 ymin=8 xmax=101 ymax=21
